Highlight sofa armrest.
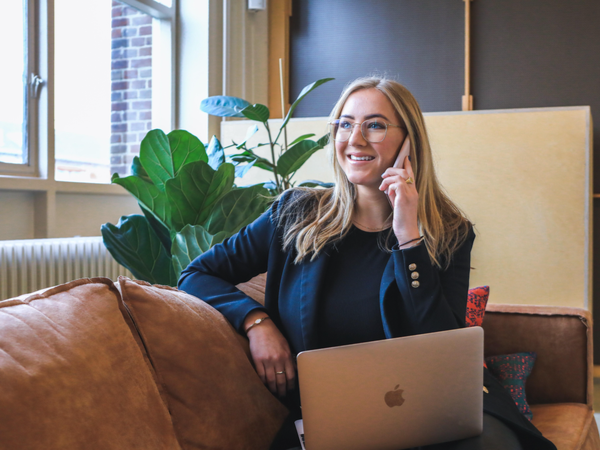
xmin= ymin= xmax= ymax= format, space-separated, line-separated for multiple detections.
xmin=482 ymin=304 xmax=593 ymax=407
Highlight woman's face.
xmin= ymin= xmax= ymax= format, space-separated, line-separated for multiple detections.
xmin=335 ymin=88 xmax=407 ymax=189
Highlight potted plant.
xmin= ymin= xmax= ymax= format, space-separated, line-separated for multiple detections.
xmin=102 ymin=77 xmax=333 ymax=286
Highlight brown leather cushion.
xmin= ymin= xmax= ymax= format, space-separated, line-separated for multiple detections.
xmin=0 ymin=278 xmax=180 ymax=450
xmin=482 ymin=307 xmax=589 ymax=405
xmin=237 ymin=273 xmax=268 ymax=305
xmin=530 ymin=404 xmax=597 ymax=450
xmin=117 ymin=277 xmax=287 ymax=450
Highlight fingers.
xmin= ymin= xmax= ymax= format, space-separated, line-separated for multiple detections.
xmin=247 ymin=323 xmax=296 ymax=397
xmin=404 ymin=156 xmax=415 ymax=179
xmin=264 ymin=365 xmax=278 ymax=395
xmin=275 ymin=369 xmax=288 ymax=397
xmin=264 ymin=361 xmax=295 ymax=397
xmin=379 ymin=171 xmax=414 ymax=193
xmin=285 ymin=358 xmax=297 ymax=392
xmin=255 ymin=361 xmax=267 ymax=385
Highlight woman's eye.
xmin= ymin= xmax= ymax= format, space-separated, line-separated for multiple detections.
xmin=367 ymin=121 xmax=385 ymax=130
xmin=339 ymin=120 xmax=352 ymax=129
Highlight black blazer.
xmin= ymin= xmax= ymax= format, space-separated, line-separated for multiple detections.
xmin=179 ymin=194 xmax=474 ymax=355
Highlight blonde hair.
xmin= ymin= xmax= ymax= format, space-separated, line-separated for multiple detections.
xmin=278 ymin=77 xmax=471 ymax=268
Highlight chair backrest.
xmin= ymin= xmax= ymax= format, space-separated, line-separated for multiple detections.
xmin=482 ymin=304 xmax=592 ymax=407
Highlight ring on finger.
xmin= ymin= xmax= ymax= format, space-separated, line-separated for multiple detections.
xmin=276 ymin=370 xmax=286 ymax=375
xmin=405 ymin=176 xmax=414 ymax=185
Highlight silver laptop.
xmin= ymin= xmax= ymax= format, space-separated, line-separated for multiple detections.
xmin=296 ymin=327 xmax=484 ymax=450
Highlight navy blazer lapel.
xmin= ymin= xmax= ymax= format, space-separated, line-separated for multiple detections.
xmin=298 ymin=251 xmax=330 ymax=351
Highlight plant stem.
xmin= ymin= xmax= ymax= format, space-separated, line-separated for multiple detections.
xmin=264 ymin=122 xmax=281 ymax=190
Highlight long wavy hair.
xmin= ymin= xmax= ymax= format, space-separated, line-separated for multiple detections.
xmin=278 ymin=77 xmax=471 ymax=268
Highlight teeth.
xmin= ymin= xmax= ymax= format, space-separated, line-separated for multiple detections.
xmin=350 ymin=155 xmax=374 ymax=161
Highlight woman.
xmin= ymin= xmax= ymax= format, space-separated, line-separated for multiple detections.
xmin=179 ymin=77 xmax=556 ymax=450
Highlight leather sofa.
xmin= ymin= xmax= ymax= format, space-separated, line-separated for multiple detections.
xmin=483 ymin=304 xmax=600 ymax=450
xmin=0 ymin=274 xmax=598 ymax=449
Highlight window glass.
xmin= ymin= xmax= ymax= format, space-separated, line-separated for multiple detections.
xmin=0 ymin=0 xmax=28 ymax=165
xmin=55 ymin=0 xmax=157 ymax=183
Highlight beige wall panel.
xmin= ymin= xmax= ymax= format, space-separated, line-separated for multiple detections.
xmin=221 ymin=106 xmax=592 ymax=308
xmin=55 ymin=193 xmax=139 ymax=238
xmin=428 ymin=108 xmax=591 ymax=309
xmin=0 ymin=192 xmax=35 ymax=240
xmin=221 ymin=118 xmax=334 ymax=187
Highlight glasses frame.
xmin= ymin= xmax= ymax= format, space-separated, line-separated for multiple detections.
xmin=329 ymin=119 xmax=404 ymax=143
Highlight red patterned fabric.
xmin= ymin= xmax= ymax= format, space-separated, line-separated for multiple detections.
xmin=466 ymin=286 xmax=489 ymax=327
xmin=485 ymin=352 xmax=537 ymax=421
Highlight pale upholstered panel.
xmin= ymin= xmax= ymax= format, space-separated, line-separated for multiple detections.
xmin=221 ymin=106 xmax=592 ymax=308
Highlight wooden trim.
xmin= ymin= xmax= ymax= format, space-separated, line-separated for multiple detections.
xmin=462 ymin=0 xmax=473 ymax=111
xmin=268 ymin=0 xmax=291 ymax=118
xmin=594 ymin=365 xmax=600 ymax=379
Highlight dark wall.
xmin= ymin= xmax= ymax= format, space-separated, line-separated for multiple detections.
xmin=289 ymin=0 xmax=464 ymax=116
xmin=289 ymin=0 xmax=600 ymax=361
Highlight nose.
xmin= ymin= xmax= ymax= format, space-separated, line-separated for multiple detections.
xmin=348 ymin=122 xmax=367 ymax=146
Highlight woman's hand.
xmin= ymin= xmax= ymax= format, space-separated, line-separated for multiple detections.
xmin=244 ymin=311 xmax=296 ymax=397
xmin=379 ymin=156 xmax=420 ymax=245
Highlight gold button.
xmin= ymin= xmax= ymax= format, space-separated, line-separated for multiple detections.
xmin=408 ymin=263 xmax=417 ymax=271
xmin=411 ymin=280 xmax=420 ymax=288
xmin=411 ymin=272 xmax=419 ymax=280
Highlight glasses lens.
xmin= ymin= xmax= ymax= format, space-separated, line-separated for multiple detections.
xmin=332 ymin=119 xmax=353 ymax=142
xmin=362 ymin=119 xmax=387 ymax=143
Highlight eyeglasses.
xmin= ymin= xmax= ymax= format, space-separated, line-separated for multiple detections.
xmin=329 ymin=119 xmax=404 ymax=143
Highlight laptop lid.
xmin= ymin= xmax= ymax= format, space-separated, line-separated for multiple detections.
xmin=297 ymin=327 xmax=484 ymax=450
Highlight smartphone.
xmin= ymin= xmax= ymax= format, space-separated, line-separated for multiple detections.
xmin=385 ymin=135 xmax=411 ymax=206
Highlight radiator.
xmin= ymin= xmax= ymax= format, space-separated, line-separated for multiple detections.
xmin=0 ymin=237 xmax=133 ymax=301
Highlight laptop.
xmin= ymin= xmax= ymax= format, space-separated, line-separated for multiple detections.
xmin=296 ymin=326 xmax=484 ymax=450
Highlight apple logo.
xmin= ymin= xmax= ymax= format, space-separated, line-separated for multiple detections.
xmin=384 ymin=384 xmax=405 ymax=408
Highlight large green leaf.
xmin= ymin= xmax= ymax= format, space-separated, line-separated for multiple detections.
xmin=206 ymin=184 xmax=270 ymax=235
xmin=316 ymin=133 xmax=330 ymax=148
xmin=140 ymin=203 xmax=172 ymax=253
xmin=280 ymin=78 xmax=334 ymax=130
xmin=289 ymin=133 xmax=316 ymax=146
xmin=131 ymin=156 xmax=152 ymax=183
xmin=101 ymin=215 xmax=176 ymax=286
xmin=200 ymin=96 xmax=250 ymax=118
xmin=276 ymin=139 xmax=325 ymax=178
xmin=139 ymin=129 xmax=206 ymax=192
xmin=168 ymin=129 xmax=207 ymax=170
xmin=166 ymin=161 xmax=235 ymax=231
xmin=241 ymin=104 xmax=270 ymax=123
xmin=207 ymin=135 xmax=225 ymax=170
xmin=171 ymin=225 xmax=229 ymax=279
xmin=112 ymin=173 xmax=170 ymax=228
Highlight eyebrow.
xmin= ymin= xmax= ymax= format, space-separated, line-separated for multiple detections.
xmin=339 ymin=113 xmax=391 ymax=121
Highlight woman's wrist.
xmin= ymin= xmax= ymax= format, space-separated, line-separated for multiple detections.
xmin=398 ymin=235 xmax=424 ymax=249
xmin=243 ymin=310 xmax=270 ymax=334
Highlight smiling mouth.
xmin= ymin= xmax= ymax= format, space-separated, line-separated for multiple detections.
xmin=349 ymin=155 xmax=375 ymax=161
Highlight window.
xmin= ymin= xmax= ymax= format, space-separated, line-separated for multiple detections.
xmin=0 ymin=0 xmax=175 ymax=183
xmin=0 ymin=0 xmax=32 ymax=171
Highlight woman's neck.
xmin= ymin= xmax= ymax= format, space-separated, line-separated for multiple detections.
xmin=353 ymin=186 xmax=392 ymax=231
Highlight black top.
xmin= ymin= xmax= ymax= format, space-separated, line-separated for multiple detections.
xmin=317 ymin=226 xmax=389 ymax=348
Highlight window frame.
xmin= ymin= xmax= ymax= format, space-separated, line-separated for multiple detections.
xmin=0 ymin=0 xmax=38 ymax=175
xmin=0 ymin=0 xmax=177 ymax=182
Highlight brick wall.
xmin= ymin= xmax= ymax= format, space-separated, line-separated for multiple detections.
xmin=110 ymin=1 xmax=152 ymax=176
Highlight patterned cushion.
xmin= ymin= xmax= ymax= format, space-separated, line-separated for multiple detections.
xmin=485 ymin=352 xmax=537 ymax=420
xmin=466 ymin=286 xmax=489 ymax=327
